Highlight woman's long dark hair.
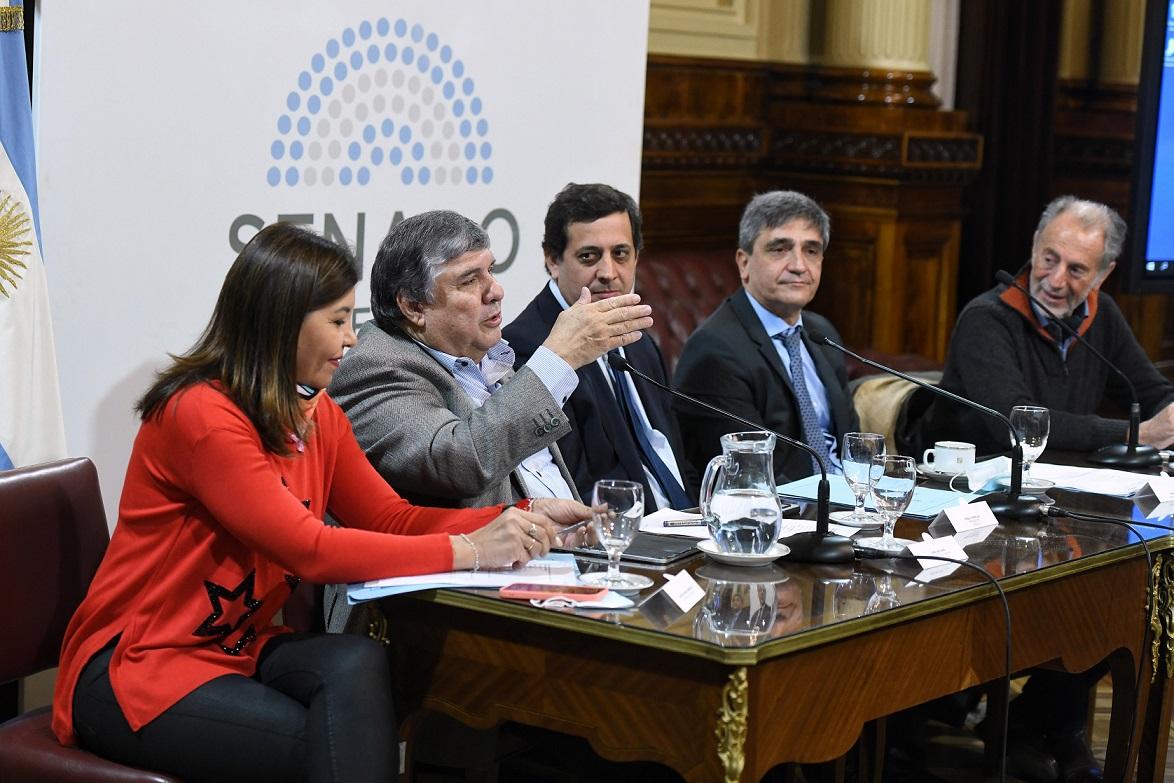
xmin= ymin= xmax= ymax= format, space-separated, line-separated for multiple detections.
xmin=136 ymin=223 xmax=359 ymax=454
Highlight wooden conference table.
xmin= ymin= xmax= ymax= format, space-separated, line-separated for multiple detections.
xmin=369 ymin=484 xmax=1174 ymax=783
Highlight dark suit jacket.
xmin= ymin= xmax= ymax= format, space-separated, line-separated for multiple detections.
xmin=503 ymin=285 xmax=698 ymax=510
xmin=672 ymin=288 xmax=859 ymax=483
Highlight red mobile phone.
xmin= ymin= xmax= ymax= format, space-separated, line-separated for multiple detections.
xmin=498 ymin=583 xmax=608 ymax=601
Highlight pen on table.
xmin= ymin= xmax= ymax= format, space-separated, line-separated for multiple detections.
xmin=662 ymin=519 xmax=707 ymax=528
xmin=556 ymin=519 xmax=592 ymax=539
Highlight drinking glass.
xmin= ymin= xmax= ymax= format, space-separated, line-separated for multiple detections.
xmin=840 ymin=432 xmax=886 ymax=527
xmin=865 ymin=574 xmax=901 ymax=614
xmin=856 ymin=455 xmax=917 ymax=554
xmin=580 ymin=480 xmax=647 ymax=590
xmin=1010 ymin=405 xmax=1050 ymax=487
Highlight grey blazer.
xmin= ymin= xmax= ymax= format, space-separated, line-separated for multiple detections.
xmin=328 ymin=320 xmax=578 ymax=508
xmin=324 ymin=321 xmax=579 ymax=633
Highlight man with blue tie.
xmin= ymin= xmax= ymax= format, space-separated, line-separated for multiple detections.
xmin=503 ymin=183 xmax=697 ymax=512
xmin=673 ymin=190 xmax=858 ymax=482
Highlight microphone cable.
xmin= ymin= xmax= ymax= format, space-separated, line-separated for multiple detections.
xmin=853 ymin=548 xmax=1012 ymax=783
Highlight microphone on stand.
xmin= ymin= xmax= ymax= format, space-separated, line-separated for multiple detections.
xmin=821 ymin=338 xmax=1042 ymax=520
xmin=995 ymin=270 xmax=1162 ymax=469
xmin=605 ymin=351 xmax=853 ymax=564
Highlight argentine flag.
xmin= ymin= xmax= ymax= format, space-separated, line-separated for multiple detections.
xmin=0 ymin=3 xmax=65 ymax=469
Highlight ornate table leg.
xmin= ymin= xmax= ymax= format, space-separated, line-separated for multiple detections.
xmin=1139 ymin=553 xmax=1174 ymax=782
xmin=716 ymin=666 xmax=748 ymax=783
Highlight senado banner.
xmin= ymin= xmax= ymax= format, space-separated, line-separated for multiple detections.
xmin=36 ymin=1 xmax=649 ymax=520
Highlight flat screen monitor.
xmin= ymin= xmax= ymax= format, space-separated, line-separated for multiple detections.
xmin=1129 ymin=0 xmax=1174 ymax=292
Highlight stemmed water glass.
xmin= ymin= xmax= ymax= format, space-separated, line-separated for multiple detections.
xmin=1010 ymin=405 xmax=1050 ymax=488
xmin=580 ymin=480 xmax=651 ymax=591
xmin=836 ymin=432 xmax=886 ymax=527
xmin=856 ymin=455 xmax=918 ymax=554
xmin=865 ymin=574 xmax=901 ymax=614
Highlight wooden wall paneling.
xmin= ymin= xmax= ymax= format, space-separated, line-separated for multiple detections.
xmin=640 ymin=171 xmax=762 ymax=250
xmin=807 ymin=215 xmax=883 ymax=354
xmin=901 ymin=218 xmax=961 ymax=360
xmin=642 ymin=55 xmax=772 ymax=249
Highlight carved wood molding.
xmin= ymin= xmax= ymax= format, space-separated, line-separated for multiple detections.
xmin=770 ymin=130 xmax=981 ymax=181
xmin=643 ymin=126 xmax=765 ymax=169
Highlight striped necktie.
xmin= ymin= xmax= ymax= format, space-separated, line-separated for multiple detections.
xmin=776 ymin=328 xmax=830 ymax=473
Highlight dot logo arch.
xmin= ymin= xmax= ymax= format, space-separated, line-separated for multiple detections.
xmin=268 ymin=18 xmax=493 ymax=188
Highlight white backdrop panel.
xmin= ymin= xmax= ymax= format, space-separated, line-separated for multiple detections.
xmin=36 ymin=1 xmax=649 ymax=522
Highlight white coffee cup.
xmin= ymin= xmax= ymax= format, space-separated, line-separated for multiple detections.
xmin=922 ymin=441 xmax=976 ymax=475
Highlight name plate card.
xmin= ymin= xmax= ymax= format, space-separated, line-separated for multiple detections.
xmin=662 ymin=570 xmax=705 ymax=612
xmin=907 ymin=533 xmax=969 ymax=580
xmin=1149 ymin=475 xmax=1174 ymax=503
xmin=941 ymin=501 xmax=999 ymax=533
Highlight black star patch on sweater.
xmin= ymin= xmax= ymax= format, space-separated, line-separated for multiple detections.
xmin=193 ymin=570 xmax=263 ymax=655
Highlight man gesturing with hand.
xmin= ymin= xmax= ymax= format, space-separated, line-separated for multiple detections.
xmin=330 ymin=208 xmax=652 ymax=512
xmin=503 ymin=183 xmax=698 ymax=511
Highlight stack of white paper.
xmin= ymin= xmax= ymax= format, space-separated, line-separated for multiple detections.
xmin=1030 ymin=462 xmax=1150 ymax=497
xmin=347 ymin=553 xmax=580 ymax=604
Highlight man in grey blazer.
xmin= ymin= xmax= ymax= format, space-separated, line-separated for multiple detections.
xmin=329 ymin=209 xmax=653 ymax=509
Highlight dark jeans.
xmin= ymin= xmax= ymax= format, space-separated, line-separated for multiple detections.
xmin=73 ymin=633 xmax=397 ymax=783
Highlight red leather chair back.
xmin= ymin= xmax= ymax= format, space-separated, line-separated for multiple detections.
xmin=0 ymin=458 xmax=109 ymax=683
xmin=0 ymin=458 xmax=184 ymax=782
xmin=635 ymin=247 xmax=740 ymax=376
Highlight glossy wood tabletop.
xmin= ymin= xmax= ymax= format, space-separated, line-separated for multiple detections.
xmin=379 ymin=460 xmax=1174 ymax=782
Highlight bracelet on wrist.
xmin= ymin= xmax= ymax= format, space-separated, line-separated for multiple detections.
xmin=458 ymin=533 xmax=480 ymax=572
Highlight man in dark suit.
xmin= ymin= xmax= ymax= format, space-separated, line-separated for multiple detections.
xmin=503 ymin=183 xmax=697 ymax=511
xmin=673 ymin=190 xmax=858 ymax=482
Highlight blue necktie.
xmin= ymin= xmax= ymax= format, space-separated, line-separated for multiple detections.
xmin=607 ymin=363 xmax=692 ymax=511
xmin=776 ymin=329 xmax=830 ymax=473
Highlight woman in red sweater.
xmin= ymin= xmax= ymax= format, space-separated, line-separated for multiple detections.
xmin=52 ymin=223 xmax=588 ymax=782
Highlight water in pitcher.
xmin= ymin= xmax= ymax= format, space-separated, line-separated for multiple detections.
xmin=707 ymin=488 xmax=781 ymax=554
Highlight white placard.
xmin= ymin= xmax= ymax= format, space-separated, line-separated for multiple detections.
xmin=36 ymin=2 xmax=650 ymax=523
xmin=662 ymin=570 xmax=705 ymax=612
xmin=1149 ymin=476 xmax=1174 ymax=503
xmin=1148 ymin=501 xmax=1174 ymax=520
xmin=953 ymin=524 xmax=997 ymax=549
xmin=941 ymin=501 xmax=999 ymax=533
xmin=907 ymin=533 xmax=969 ymax=573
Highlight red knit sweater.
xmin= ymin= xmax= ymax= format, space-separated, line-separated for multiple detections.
xmin=52 ymin=383 xmax=497 ymax=745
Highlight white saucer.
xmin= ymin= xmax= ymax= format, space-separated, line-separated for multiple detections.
xmin=917 ymin=463 xmax=967 ymax=482
xmin=578 ymin=572 xmax=653 ymax=592
xmin=995 ymin=476 xmax=1056 ymax=496
xmin=696 ymin=539 xmax=790 ymax=567
xmin=829 ymin=509 xmax=882 ymax=528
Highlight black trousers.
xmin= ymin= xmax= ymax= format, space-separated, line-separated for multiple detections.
xmin=73 ymin=633 xmax=397 ymax=783
xmin=1015 ymin=662 xmax=1110 ymax=735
